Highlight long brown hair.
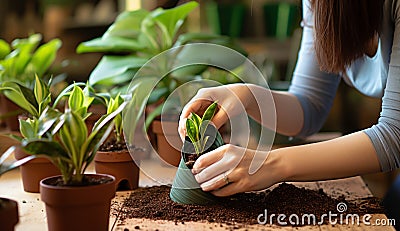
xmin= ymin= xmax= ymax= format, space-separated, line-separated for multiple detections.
xmin=310 ymin=0 xmax=385 ymax=73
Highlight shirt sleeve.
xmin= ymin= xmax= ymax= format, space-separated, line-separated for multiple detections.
xmin=288 ymin=0 xmax=341 ymax=138
xmin=363 ymin=1 xmax=400 ymax=172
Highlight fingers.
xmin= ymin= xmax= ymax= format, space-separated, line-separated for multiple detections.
xmin=192 ymin=145 xmax=225 ymax=174
xmin=211 ymin=181 xmax=242 ymax=197
xmin=199 ymin=172 xmax=227 ymax=191
xmin=211 ymin=107 xmax=228 ymax=129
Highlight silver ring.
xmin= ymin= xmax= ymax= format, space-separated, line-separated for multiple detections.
xmin=223 ymin=172 xmax=230 ymax=185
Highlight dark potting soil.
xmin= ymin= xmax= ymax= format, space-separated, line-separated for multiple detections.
xmin=99 ymin=139 xmax=127 ymax=152
xmin=115 ymin=183 xmax=384 ymax=227
xmin=43 ymin=175 xmax=113 ymax=187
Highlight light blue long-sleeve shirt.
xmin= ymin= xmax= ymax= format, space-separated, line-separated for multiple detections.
xmin=288 ymin=0 xmax=400 ymax=171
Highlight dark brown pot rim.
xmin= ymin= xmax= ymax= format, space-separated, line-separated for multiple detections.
xmin=0 ymin=197 xmax=19 ymax=224
xmin=40 ymin=174 xmax=115 ymax=189
xmin=0 ymin=197 xmax=18 ymax=209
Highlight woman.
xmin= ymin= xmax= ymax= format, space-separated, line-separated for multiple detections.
xmin=178 ymin=0 xmax=399 ymax=197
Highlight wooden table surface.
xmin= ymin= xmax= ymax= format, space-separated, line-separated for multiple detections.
xmin=0 ymin=159 xmax=396 ymax=231
xmin=0 ymin=130 xmax=396 ymax=231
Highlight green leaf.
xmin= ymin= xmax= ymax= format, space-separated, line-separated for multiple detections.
xmin=19 ymin=118 xmax=37 ymax=139
xmin=29 ymin=38 xmax=62 ymax=77
xmin=0 ymin=81 xmax=39 ymax=117
xmin=11 ymin=34 xmax=42 ymax=76
xmin=76 ymin=37 xmax=145 ymax=54
xmin=37 ymin=107 xmax=61 ymax=137
xmin=34 ymin=75 xmax=50 ymax=107
xmin=68 ymin=85 xmax=84 ymax=112
xmin=152 ymin=1 xmax=199 ymax=42
xmin=0 ymin=146 xmax=36 ymax=176
xmin=191 ymin=112 xmax=202 ymax=128
xmin=104 ymin=9 xmax=149 ymax=38
xmin=202 ymin=101 xmax=218 ymax=122
xmin=88 ymin=55 xmax=147 ymax=86
xmin=22 ymin=139 xmax=69 ymax=159
xmin=185 ymin=118 xmax=198 ymax=143
xmin=84 ymin=101 xmax=127 ymax=164
xmin=0 ymin=39 xmax=11 ymax=59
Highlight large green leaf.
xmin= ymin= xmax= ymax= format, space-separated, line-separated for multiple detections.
xmin=68 ymin=85 xmax=84 ymax=112
xmin=11 ymin=34 xmax=42 ymax=76
xmin=30 ymin=38 xmax=62 ymax=77
xmin=88 ymin=55 xmax=147 ymax=86
xmin=104 ymin=9 xmax=149 ymax=39
xmin=19 ymin=118 xmax=37 ymax=139
xmin=76 ymin=37 xmax=145 ymax=54
xmin=21 ymin=139 xmax=69 ymax=159
xmin=0 ymin=39 xmax=11 ymax=59
xmin=0 ymin=81 xmax=39 ymax=117
xmin=152 ymin=1 xmax=198 ymax=42
xmin=0 ymin=146 xmax=36 ymax=176
xmin=202 ymin=101 xmax=217 ymax=122
xmin=34 ymin=75 xmax=50 ymax=109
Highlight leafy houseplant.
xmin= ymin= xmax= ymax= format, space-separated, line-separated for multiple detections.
xmin=94 ymin=94 xmax=140 ymax=190
xmin=183 ymin=101 xmax=223 ymax=168
xmin=0 ymin=75 xmax=61 ymax=192
xmin=77 ymin=1 xmax=245 ymax=166
xmin=170 ymin=102 xmax=225 ymax=205
xmin=13 ymin=84 xmax=127 ymax=231
xmin=0 ymin=34 xmax=62 ymax=130
xmin=76 ymin=0 xmax=244 ymax=146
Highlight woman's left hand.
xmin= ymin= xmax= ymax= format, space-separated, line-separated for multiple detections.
xmin=192 ymin=144 xmax=283 ymax=197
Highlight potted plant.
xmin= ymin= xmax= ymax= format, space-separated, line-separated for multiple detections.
xmin=169 ymin=102 xmax=225 ymax=205
xmin=17 ymin=84 xmax=127 ymax=231
xmin=76 ymin=1 xmax=245 ymax=166
xmin=0 ymin=75 xmax=62 ymax=193
xmin=0 ymin=34 xmax=62 ymax=130
xmin=94 ymin=93 xmax=140 ymax=191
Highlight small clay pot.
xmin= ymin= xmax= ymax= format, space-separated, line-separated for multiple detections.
xmin=152 ymin=120 xmax=182 ymax=167
xmin=40 ymin=174 xmax=116 ymax=231
xmin=14 ymin=147 xmax=61 ymax=193
xmin=94 ymin=150 xmax=140 ymax=191
xmin=0 ymin=198 xmax=19 ymax=231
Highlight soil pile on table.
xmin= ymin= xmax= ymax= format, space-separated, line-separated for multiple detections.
xmin=115 ymin=183 xmax=383 ymax=227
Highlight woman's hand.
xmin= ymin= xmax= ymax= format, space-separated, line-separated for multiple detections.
xmin=191 ymin=144 xmax=284 ymax=197
xmin=178 ymin=84 xmax=255 ymax=140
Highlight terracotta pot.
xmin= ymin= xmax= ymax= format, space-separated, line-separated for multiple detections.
xmin=94 ymin=150 xmax=140 ymax=191
xmin=0 ymin=94 xmax=22 ymax=131
xmin=40 ymin=174 xmax=116 ymax=231
xmin=14 ymin=147 xmax=61 ymax=193
xmin=0 ymin=198 xmax=19 ymax=231
xmin=152 ymin=120 xmax=182 ymax=167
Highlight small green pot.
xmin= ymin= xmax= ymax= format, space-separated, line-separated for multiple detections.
xmin=170 ymin=158 xmax=218 ymax=205
xmin=170 ymin=125 xmax=224 ymax=205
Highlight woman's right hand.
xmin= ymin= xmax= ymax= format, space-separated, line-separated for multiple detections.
xmin=178 ymin=83 xmax=254 ymax=140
